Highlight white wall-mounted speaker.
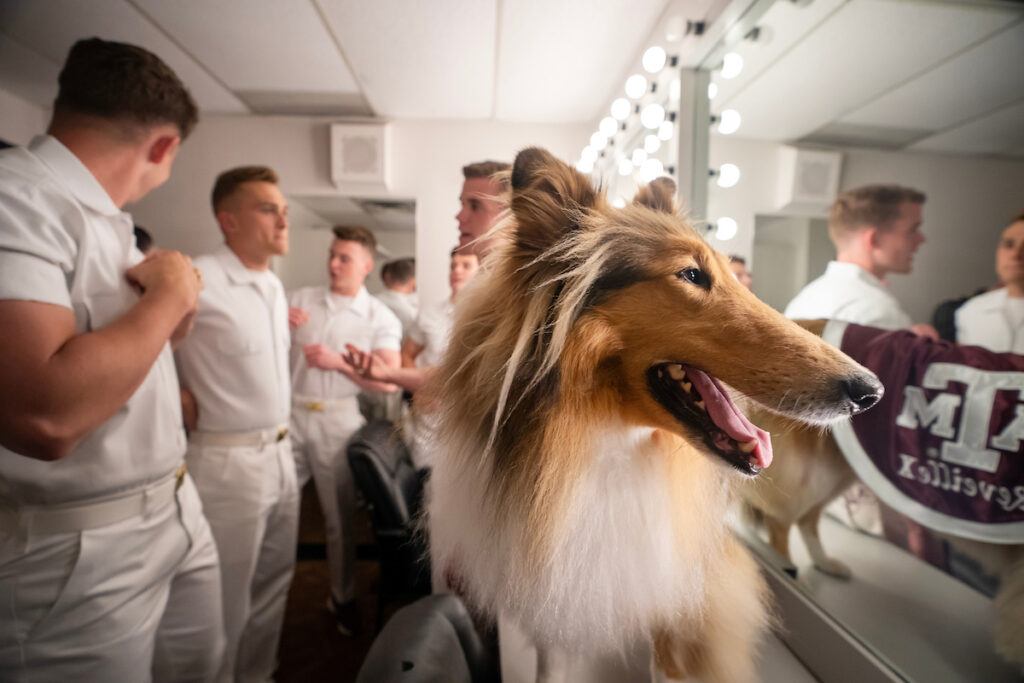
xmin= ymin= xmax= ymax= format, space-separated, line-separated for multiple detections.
xmin=775 ymin=146 xmax=842 ymax=216
xmin=330 ymin=122 xmax=390 ymax=188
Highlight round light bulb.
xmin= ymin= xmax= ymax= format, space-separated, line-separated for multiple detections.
xmin=644 ymin=135 xmax=661 ymax=154
xmin=631 ymin=148 xmax=648 ymax=167
xmin=612 ymin=197 xmax=627 ymax=208
xmin=721 ymin=52 xmax=743 ymax=80
xmin=639 ymin=158 xmax=664 ymax=183
xmin=625 ymin=74 xmax=648 ymax=99
xmin=718 ymin=109 xmax=741 ymax=135
xmin=575 ymin=159 xmax=594 ymax=174
xmin=590 ymin=131 xmax=608 ymax=151
xmin=580 ymin=146 xmax=597 ymax=164
xmin=708 ymin=82 xmax=718 ymax=100
xmin=658 ymin=121 xmax=674 ymax=141
xmin=599 ymin=116 xmax=619 ymax=138
xmin=618 ymin=159 xmax=633 ymax=176
xmin=611 ymin=97 xmax=631 ymax=121
xmin=715 ymin=217 xmax=738 ymax=241
xmin=640 ymin=103 xmax=665 ymax=130
xmin=716 ymin=163 xmax=741 ymax=188
xmin=642 ymin=46 xmax=667 ymax=74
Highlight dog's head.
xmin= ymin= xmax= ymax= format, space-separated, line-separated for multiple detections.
xmin=475 ymin=147 xmax=882 ymax=476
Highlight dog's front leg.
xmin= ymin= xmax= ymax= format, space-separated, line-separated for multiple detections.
xmin=535 ymin=643 xmax=567 ymax=683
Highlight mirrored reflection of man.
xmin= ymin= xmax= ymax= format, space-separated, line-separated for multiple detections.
xmin=728 ymin=254 xmax=753 ymax=290
xmin=174 ymin=166 xmax=296 ymax=682
xmin=288 ymin=225 xmax=402 ymax=635
xmin=456 ymin=160 xmax=509 ymax=259
xmin=377 ymin=257 xmax=418 ymax=335
xmin=956 ymin=212 xmax=1024 ymax=353
xmin=0 ymin=38 xmax=224 ymax=680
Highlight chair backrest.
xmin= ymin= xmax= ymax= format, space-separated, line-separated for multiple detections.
xmin=347 ymin=419 xmax=423 ymax=533
xmin=355 ymin=594 xmax=496 ymax=683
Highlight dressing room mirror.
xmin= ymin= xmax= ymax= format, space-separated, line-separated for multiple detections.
xmin=702 ymin=0 xmax=1024 ymax=679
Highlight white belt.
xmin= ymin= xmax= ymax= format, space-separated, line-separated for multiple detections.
xmin=188 ymin=425 xmax=289 ymax=448
xmin=292 ymin=396 xmax=359 ymax=413
xmin=1 ymin=464 xmax=187 ymax=536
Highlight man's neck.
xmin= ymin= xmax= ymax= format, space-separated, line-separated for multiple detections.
xmin=1006 ymin=283 xmax=1024 ymax=298
xmin=228 ymin=244 xmax=271 ymax=271
xmin=330 ymin=284 xmax=360 ymax=297
xmin=835 ymin=252 xmax=886 ymax=281
xmin=52 ymin=129 xmax=137 ymax=208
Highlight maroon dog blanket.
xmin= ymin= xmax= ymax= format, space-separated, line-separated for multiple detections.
xmin=824 ymin=321 xmax=1024 ymax=544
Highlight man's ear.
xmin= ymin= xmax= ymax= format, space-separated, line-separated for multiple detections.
xmin=148 ymin=134 xmax=180 ymax=164
xmin=864 ymin=226 xmax=880 ymax=249
xmin=216 ymin=210 xmax=236 ymax=237
xmin=509 ymin=146 xmax=602 ymax=256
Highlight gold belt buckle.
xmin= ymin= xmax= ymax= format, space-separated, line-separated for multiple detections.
xmin=174 ymin=463 xmax=187 ymax=491
xmin=276 ymin=427 xmax=289 ymax=442
xmin=304 ymin=401 xmax=324 ymax=412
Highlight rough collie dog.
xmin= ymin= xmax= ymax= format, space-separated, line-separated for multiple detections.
xmin=426 ymin=148 xmax=882 ymax=682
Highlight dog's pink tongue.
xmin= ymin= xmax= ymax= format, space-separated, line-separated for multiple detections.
xmin=683 ymin=365 xmax=773 ymax=469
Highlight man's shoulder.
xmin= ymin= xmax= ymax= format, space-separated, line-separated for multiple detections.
xmin=366 ymin=292 xmax=402 ymax=327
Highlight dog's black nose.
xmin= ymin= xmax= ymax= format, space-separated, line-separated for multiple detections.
xmin=841 ymin=374 xmax=883 ymax=414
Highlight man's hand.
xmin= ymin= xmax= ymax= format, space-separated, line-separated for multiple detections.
xmin=343 ymin=344 xmax=392 ymax=383
xmin=304 ymin=343 xmax=346 ymax=372
xmin=289 ymin=307 xmax=310 ymax=330
xmin=180 ymin=387 xmax=199 ymax=432
xmin=125 ymin=250 xmax=201 ymax=316
xmin=910 ymin=323 xmax=940 ymax=340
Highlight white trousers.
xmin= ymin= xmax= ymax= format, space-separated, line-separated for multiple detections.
xmin=290 ymin=399 xmax=365 ymax=603
xmin=0 ymin=475 xmax=225 ymax=682
xmin=186 ymin=438 xmax=298 ymax=683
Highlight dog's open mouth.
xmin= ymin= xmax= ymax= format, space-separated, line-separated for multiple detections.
xmin=647 ymin=363 xmax=773 ymax=475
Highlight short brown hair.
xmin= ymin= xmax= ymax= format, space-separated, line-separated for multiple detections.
xmin=211 ymin=166 xmax=278 ymax=213
xmin=828 ymin=184 xmax=926 ymax=244
xmin=381 ymin=258 xmax=415 ymax=285
xmin=332 ymin=225 xmax=377 ymax=253
xmin=54 ymin=38 xmax=198 ymax=139
xmin=463 ymin=160 xmax=512 ymax=191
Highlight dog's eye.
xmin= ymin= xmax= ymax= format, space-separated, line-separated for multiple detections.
xmin=677 ymin=267 xmax=711 ymax=289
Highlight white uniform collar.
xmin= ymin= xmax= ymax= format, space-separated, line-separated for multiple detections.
xmin=975 ymin=288 xmax=1008 ymax=312
xmin=825 ymin=260 xmax=889 ymax=290
xmin=323 ymin=285 xmax=371 ymax=317
xmin=29 ymin=135 xmax=122 ymax=218
xmin=215 ymin=244 xmax=269 ymax=286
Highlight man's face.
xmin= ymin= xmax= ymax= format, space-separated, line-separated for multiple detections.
xmin=729 ymin=261 xmax=753 ymax=290
xmin=456 ymin=177 xmax=505 ymax=257
xmin=996 ymin=220 xmax=1024 ymax=288
xmin=328 ymin=239 xmax=374 ymax=295
xmin=449 ymin=253 xmax=480 ymax=295
xmin=872 ymin=202 xmax=924 ymax=275
xmin=221 ymin=181 xmax=289 ymax=260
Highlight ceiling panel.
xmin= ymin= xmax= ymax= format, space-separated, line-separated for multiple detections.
xmin=496 ymin=0 xmax=669 ymax=122
xmin=133 ymin=0 xmax=360 ymax=93
xmin=317 ymin=0 xmax=497 ymax=119
xmin=842 ymin=19 xmax=1024 ymax=131
xmin=910 ymin=99 xmax=1024 ymax=157
xmin=0 ymin=0 xmax=247 ymax=113
xmin=725 ymin=0 xmax=1019 ymax=141
xmin=0 ymin=33 xmax=60 ymax=107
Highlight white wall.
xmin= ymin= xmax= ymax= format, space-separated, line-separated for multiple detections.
xmin=706 ymin=135 xmax=1024 ymax=323
xmin=0 ymin=87 xmax=48 ymax=145
xmin=130 ymin=115 xmax=589 ymax=303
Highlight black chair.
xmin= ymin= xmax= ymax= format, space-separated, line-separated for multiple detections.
xmin=347 ymin=419 xmax=431 ymax=628
xmin=355 ymin=594 xmax=498 ymax=683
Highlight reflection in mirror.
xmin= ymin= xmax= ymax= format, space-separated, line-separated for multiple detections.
xmin=703 ymin=0 xmax=1024 ymax=680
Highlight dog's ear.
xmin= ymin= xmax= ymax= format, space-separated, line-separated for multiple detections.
xmin=633 ymin=176 xmax=678 ymax=214
xmin=510 ymin=147 xmax=600 ymax=254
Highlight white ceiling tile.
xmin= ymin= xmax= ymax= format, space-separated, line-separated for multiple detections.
xmin=132 ymin=0 xmax=360 ymax=93
xmin=725 ymin=0 xmax=1020 ymax=141
xmin=0 ymin=0 xmax=247 ymax=113
xmin=317 ymin=0 xmax=497 ymax=119
xmin=0 ymin=33 xmax=60 ymax=107
xmin=496 ymin=0 xmax=670 ymax=123
xmin=910 ymin=99 xmax=1024 ymax=158
xmin=842 ymin=20 xmax=1024 ymax=131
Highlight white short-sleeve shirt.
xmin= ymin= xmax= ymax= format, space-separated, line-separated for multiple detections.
xmin=407 ymin=298 xmax=455 ymax=368
xmin=289 ymin=286 xmax=402 ymax=400
xmin=0 ymin=136 xmax=186 ymax=505
xmin=375 ymin=289 xmax=418 ymax=334
xmin=784 ymin=261 xmax=913 ymax=330
xmin=955 ymin=288 xmax=1024 ymax=353
xmin=174 ymin=246 xmax=291 ymax=432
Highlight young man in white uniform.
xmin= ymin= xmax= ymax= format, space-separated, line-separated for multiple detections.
xmin=174 ymin=166 xmax=296 ymax=682
xmin=376 ymin=257 xmax=418 ymax=334
xmin=0 ymin=38 xmax=223 ymax=681
xmin=288 ymin=225 xmax=401 ymax=634
xmin=956 ymin=213 xmax=1024 ymax=353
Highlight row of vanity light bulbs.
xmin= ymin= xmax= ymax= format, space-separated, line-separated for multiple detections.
xmin=576 ymin=45 xmax=748 ymax=241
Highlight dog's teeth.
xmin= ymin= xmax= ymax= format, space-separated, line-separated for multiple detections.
xmin=667 ymin=365 xmax=685 ymax=381
xmin=739 ymin=440 xmax=757 ymax=453
xmin=681 ymin=381 xmax=692 ymax=393
xmin=695 ymin=400 xmax=705 ymax=411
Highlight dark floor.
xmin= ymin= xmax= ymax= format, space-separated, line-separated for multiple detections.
xmin=276 ymin=484 xmax=381 ymax=683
